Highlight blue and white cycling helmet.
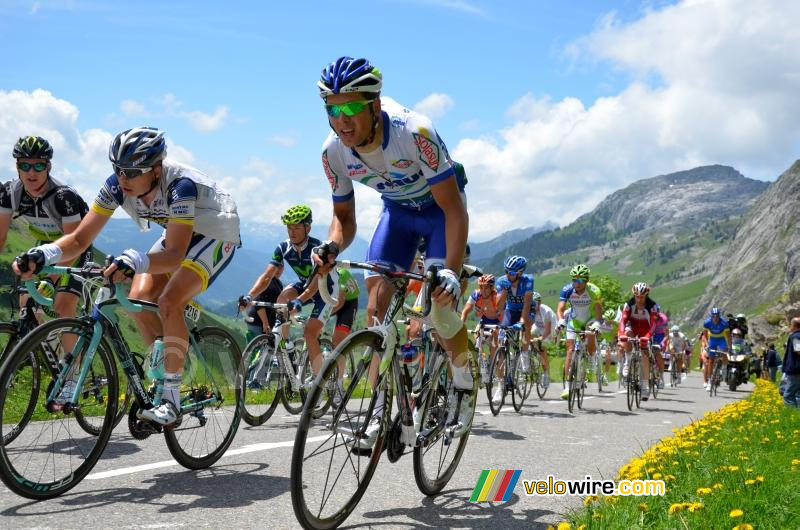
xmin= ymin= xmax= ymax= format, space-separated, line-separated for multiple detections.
xmin=318 ymin=57 xmax=383 ymax=100
xmin=504 ymin=255 xmax=527 ymax=273
xmin=109 ymin=127 xmax=166 ymax=169
xmin=710 ymin=307 xmax=721 ymax=316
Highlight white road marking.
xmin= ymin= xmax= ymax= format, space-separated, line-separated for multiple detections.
xmin=86 ymin=435 xmax=328 ymax=480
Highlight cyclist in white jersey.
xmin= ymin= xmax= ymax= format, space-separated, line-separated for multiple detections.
xmin=668 ymin=325 xmax=688 ymax=383
xmin=313 ymin=56 xmax=472 ymax=445
xmin=529 ymin=291 xmax=555 ymax=387
xmin=14 ymin=127 xmax=240 ymax=425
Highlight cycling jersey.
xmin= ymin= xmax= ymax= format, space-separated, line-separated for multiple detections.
xmin=469 ymin=289 xmax=501 ymax=320
xmin=619 ymin=297 xmax=659 ymax=338
xmin=703 ymin=316 xmax=730 ymax=339
xmin=531 ymin=303 xmax=556 ymax=339
xmin=653 ymin=312 xmax=669 ymax=342
xmin=598 ymin=319 xmax=619 ymax=344
xmin=322 ymin=97 xmax=456 ymax=211
xmin=559 ymin=282 xmax=602 ymax=327
xmin=91 ymin=159 xmax=241 ymax=244
xmin=270 ymin=237 xmax=322 ymax=283
xmin=0 ymin=177 xmax=87 ymax=242
xmin=670 ymin=331 xmax=688 ymax=353
xmin=336 ymin=268 xmax=360 ymax=302
xmin=497 ymin=274 xmax=534 ymax=312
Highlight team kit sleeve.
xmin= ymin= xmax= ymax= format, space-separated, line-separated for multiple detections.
xmin=166 ymin=178 xmax=198 ymax=226
xmin=405 ymin=115 xmax=456 ymax=185
xmin=322 ymin=140 xmax=354 ymax=203
xmin=270 ymin=242 xmax=285 ymax=267
xmin=0 ymin=182 xmax=11 ymax=214
xmin=53 ymin=188 xmax=86 ymax=224
xmin=559 ymin=284 xmax=572 ymax=302
xmin=91 ymin=174 xmax=124 ymax=216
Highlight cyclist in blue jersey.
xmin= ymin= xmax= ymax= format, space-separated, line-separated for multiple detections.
xmin=241 ymin=205 xmax=332 ymax=378
xmin=701 ymin=307 xmax=730 ymax=391
xmin=313 ymin=56 xmax=472 ymax=445
xmin=496 ymin=255 xmax=534 ymax=369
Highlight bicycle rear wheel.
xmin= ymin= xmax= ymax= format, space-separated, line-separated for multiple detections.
xmin=633 ymin=358 xmax=642 ymax=408
xmin=487 ymin=347 xmax=507 ymax=416
xmin=291 ymin=330 xmax=387 ymax=530
xmin=0 ymin=318 xmax=117 ymax=499
xmin=511 ymin=352 xmax=531 ymax=412
xmin=533 ymin=354 xmax=547 ymax=399
xmin=413 ymin=349 xmax=478 ymax=495
xmin=163 ymin=326 xmax=242 ymax=470
xmin=567 ymin=355 xmax=577 ymax=413
xmin=240 ymin=334 xmax=281 ymax=426
xmin=625 ymin=358 xmax=635 ymax=412
xmin=577 ymin=354 xmax=585 ymax=410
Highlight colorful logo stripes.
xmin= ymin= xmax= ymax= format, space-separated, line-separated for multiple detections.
xmin=470 ymin=470 xmax=522 ymax=502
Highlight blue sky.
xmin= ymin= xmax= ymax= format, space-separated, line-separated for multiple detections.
xmin=2 ymin=0 xmax=798 ymax=241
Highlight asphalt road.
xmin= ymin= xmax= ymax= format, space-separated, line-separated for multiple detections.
xmin=0 ymin=371 xmax=752 ymax=529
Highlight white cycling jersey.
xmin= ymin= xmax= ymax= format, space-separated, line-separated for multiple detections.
xmin=322 ymin=97 xmax=456 ymax=211
xmin=532 ymin=303 xmax=556 ymax=338
xmin=669 ymin=332 xmax=688 ymax=353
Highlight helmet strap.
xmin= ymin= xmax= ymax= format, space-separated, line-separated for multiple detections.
xmin=137 ymin=170 xmax=161 ymax=199
xmin=356 ymin=105 xmax=380 ymax=148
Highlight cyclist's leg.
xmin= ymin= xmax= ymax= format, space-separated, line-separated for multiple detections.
xmin=305 ymin=293 xmax=332 ymax=376
xmin=331 ymin=298 xmax=357 ymax=383
xmin=129 ymin=272 xmax=170 ymax=344
xmin=277 ymin=284 xmax=302 ymax=344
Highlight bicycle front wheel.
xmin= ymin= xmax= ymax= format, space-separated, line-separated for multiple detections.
xmin=164 ymin=326 xmax=242 ymax=470
xmin=240 ymin=334 xmax=281 ymax=426
xmin=511 ymin=353 xmax=531 ymax=412
xmin=291 ymin=330 xmax=387 ymax=530
xmin=0 ymin=318 xmax=117 ymax=499
xmin=413 ymin=349 xmax=478 ymax=496
xmin=567 ymin=355 xmax=577 ymax=413
xmin=0 ymin=322 xmax=40 ymax=445
xmin=487 ymin=347 xmax=507 ymax=416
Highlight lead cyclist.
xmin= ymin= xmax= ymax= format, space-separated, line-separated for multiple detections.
xmin=312 ymin=56 xmax=473 ymax=449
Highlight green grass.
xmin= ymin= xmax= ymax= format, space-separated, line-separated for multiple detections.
xmin=566 ymin=380 xmax=800 ymax=529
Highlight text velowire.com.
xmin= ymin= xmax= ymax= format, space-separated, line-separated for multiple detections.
xmin=524 ymin=475 xmax=665 ymax=497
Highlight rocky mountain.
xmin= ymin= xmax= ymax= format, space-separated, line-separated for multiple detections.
xmin=692 ymin=160 xmax=800 ymax=321
xmin=476 ymin=165 xmax=769 ymax=325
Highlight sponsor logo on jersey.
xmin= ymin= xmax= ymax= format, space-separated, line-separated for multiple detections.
xmin=348 ymin=168 xmax=367 ymax=177
xmin=412 ymin=132 xmax=440 ymax=171
xmin=391 ymin=159 xmax=414 ymax=169
xmin=322 ymin=151 xmax=337 ymax=190
xmin=375 ymin=173 xmax=420 ymax=192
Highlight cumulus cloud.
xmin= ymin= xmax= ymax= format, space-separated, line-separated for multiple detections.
xmin=455 ymin=0 xmax=800 ymax=240
xmin=120 ymin=99 xmax=147 ymax=116
xmin=270 ymin=133 xmax=298 ymax=147
xmin=182 ymin=105 xmax=229 ymax=133
xmin=414 ymin=93 xmax=455 ymax=120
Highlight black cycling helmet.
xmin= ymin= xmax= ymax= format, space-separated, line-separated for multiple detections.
xmin=13 ymin=135 xmax=53 ymax=160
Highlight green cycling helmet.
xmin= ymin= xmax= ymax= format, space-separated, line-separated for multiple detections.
xmin=570 ymin=264 xmax=590 ymax=279
xmin=603 ymin=309 xmax=616 ymax=321
xmin=13 ymin=135 xmax=53 ymax=160
xmin=281 ymin=204 xmax=312 ymax=225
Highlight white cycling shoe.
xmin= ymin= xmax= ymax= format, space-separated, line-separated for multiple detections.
xmin=139 ymin=401 xmax=180 ymax=426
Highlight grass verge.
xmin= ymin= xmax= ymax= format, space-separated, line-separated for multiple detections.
xmin=557 ymin=379 xmax=800 ymax=529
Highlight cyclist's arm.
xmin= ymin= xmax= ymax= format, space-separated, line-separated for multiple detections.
xmin=556 ymin=300 xmax=567 ymax=321
xmin=257 ymin=308 xmax=269 ymax=333
xmin=145 ymin=221 xmax=194 ymax=274
xmin=496 ymin=289 xmax=508 ymax=313
xmin=0 ymin=211 xmax=10 ymax=251
xmin=593 ymin=298 xmax=603 ymax=322
xmin=44 ymin=210 xmax=109 ymax=263
xmin=521 ymin=291 xmax=532 ymax=327
xmin=461 ymin=298 xmax=475 ymax=322
xmin=327 ymin=198 xmax=356 ymax=254
xmin=247 ymin=263 xmax=279 ymax=298
xmin=54 ymin=219 xmax=82 ymax=266
xmin=430 ymin=177 xmax=467 ymax=274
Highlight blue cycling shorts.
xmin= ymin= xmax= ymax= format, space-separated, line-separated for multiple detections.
xmin=707 ymin=337 xmax=728 ymax=357
xmin=502 ymin=309 xmax=522 ymax=327
xmin=366 ymin=200 xmax=446 ymax=273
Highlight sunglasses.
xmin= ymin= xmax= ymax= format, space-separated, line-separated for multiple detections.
xmin=325 ymin=100 xmax=372 ymax=118
xmin=17 ymin=161 xmax=48 ymax=172
xmin=572 ymin=278 xmax=587 ymax=284
xmin=114 ymin=165 xmax=153 ymax=179
xmin=505 ymin=270 xmax=520 ymax=276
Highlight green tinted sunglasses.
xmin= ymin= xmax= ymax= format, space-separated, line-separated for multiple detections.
xmin=17 ymin=161 xmax=48 ymax=172
xmin=325 ymin=100 xmax=372 ymax=118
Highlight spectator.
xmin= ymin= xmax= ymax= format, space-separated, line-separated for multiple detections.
xmin=781 ymin=318 xmax=800 ymax=407
xmin=766 ymin=342 xmax=780 ymax=382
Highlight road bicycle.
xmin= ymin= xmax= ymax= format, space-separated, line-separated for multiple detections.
xmin=0 ymin=263 xmax=242 ymax=500
xmin=0 ymin=266 xmax=135 ymax=444
xmin=239 ymin=302 xmax=353 ymax=426
xmin=708 ymin=349 xmax=726 ymax=397
xmin=625 ymin=337 xmax=644 ymax=411
xmin=648 ymin=344 xmax=661 ymax=400
xmin=290 ymin=261 xmax=478 ymax=530
xmin=564 ymin=330 xmax=593 ymax=413
xmin=668 ymin=349 xmax=680 ymax=388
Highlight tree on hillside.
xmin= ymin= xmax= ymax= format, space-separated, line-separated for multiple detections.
xmin=594 ymin=274 xmax=625 ymax=315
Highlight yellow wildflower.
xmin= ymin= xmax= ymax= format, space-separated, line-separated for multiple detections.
xmin=732 ymin=524 xmax=754 ymax=530
xmin=577 ymin=526 xmax=587 ymax=530
xmin=556 ymin=523 xmax=571 ymax=530
xmin=583 ymin=495 xmax=597 ymax=506
xmin=668 ymin=503 xmax=684 ymax=514
xmin=652 ymin=473 xmax=662 ymax=480
xmin=756 ymin=476 xmax=764 ymax=482
xmin=696 ymin=487 xmax=712 ymax=495
xmin=638 ymin=503 xmax=649 ymax=512
xmin=688 ymin=502 xmax=704 ymax=513
xmin=792 ymin=459 xmax=800 ymax=465
xmin=728 ymin=466 xmax=739 ymax=472
xmin=730 ymin=509 xmax=744 ymax=518
xmin=744 ymin=479 xmax=755 ymax=485
xmin=713 ymin=483 xmax=724 ymax=490
xmin=592 ymin=512 xmax=602 ymax=520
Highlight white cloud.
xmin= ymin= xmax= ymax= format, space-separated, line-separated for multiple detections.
xmin=455 ymin=0 xmax=800 ymax=240
xmin=413 ymin=93 xmax=455 ymax=120
xmin=120 ymin=99 xmax=147 ymax=116
xmin=182 ymin=105 xmax=229 ymax=133
xmin=270 ymin=134 xmax=298 ymax=147
xmin=30 ymin=2 xmax=40 ymax=15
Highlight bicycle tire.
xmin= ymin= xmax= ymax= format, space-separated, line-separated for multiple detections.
xmin=291 ymin=330 xmax=388 ymax=530
xmin=567 ymin=354 xmax=577 ymax=413
xmin=74 ymin=344 xmax=136 ymax=435
xmin=301 ymin=337 xmax=335 ymax=419
xmin=281 ymin=344 xmax=306 ymax=415
xmin=633 ymin=357 xmax=642 ymax=408
xmin=511 ymin=353 xmax=530 ymax=413
xmin=163 ymin=326 xmax=242 ymax=470
xmin=577 ymin=354 xmax=585 ymax=410
xmin=240 ymin=334 xmax=282 ymax=427
xmin=0 ymin=322 xmax=41 ymax=446
xmin=534 ymin=354 xmax=547 ymax=399
xmin=487 ymin=347 xmax=506 ymax=416
xmin=597 ymin=356 xmax=603 ymax=393
xmin=413 ymin=348 xmax=478 ymax=495
xmin=0 ymin=318 xmax=117 ymax=499
xmin=626 ymin=357 xmax=635 ymax=412
xmin=650 ymin=364 xmax=659 ymax=400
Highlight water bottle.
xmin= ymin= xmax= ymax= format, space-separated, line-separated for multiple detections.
xmin=152 ymin=379 xmax=164 ymax=406
xmin=401 ymin=343 xmax=421 ymax=392
xmin=146 ymin=338 xmax=165 ymax=380
xmin=36 ymin=279 xmax=55 ymax=299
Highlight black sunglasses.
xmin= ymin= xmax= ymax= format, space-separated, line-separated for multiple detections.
xmin=17 ymin=161 xmax=48 ymax=172
xmin=114 ymin=164 xmax=153 ymax=179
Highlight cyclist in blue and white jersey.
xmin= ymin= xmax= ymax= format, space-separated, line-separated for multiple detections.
xmin=556 ymin=264 xmax=603 ymax=400
xmin=14 ymin=127 xmax=240 ymax=425
xmin=496 ymin=255 xmax=534 ymax=376
xmin=701 ymin=307 xmax=730 ymax=391
xmin=241 ymin=205 xmax=334 ymax=379
xmin=313 ymin=56 xmax=472 ymax=447
xmin=529 ymin=291 xmax=555 ymax=387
